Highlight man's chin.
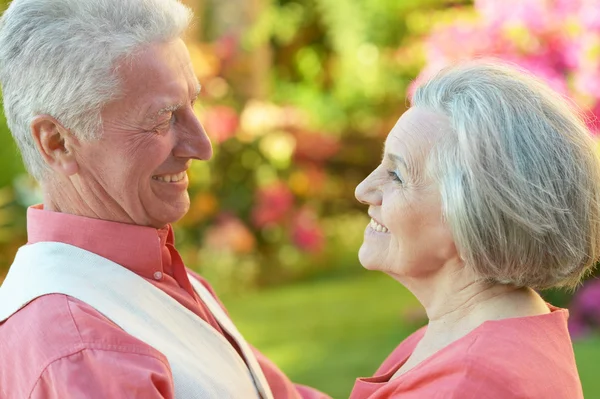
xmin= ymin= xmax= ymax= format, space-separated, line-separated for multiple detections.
xmin=147 ymin=203 xmax=190 ymax=228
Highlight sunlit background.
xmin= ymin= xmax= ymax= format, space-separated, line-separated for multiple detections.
xmin=1 ymin=0 xmax=600 ymax=397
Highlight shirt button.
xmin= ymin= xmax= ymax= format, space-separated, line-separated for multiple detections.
xmin=153 ymin=271 xmax=163 ymax=280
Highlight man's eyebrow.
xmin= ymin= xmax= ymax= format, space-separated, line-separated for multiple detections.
xmin=193 ymin=82 xmax=202 ymax=100
xmin=155 ymin=83 xmax=202 ymax=117
xmin=157 ymin=103 xmax=183 ymax=116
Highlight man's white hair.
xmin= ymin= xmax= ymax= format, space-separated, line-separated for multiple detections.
xmin=413 ymin=61 xmax=600 ymax=290
xmin=0 ymin=0 xmax=193 ymax=181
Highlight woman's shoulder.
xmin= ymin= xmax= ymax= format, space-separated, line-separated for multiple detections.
xmin=415 ymin=307 xmax=582 ymax=398
xmin=440 ymin=307 xmax=576 ymax=368
xmin=351 ymin=308 xmax=583 ymax=399
xmin=374 ymin=326 xmax=427 ymax=375
xmin=463 ymin=305 xmax=574 ymax=361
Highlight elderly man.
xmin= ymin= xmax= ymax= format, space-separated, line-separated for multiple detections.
xmin=0 ymin=1 xmax=330 ymax=398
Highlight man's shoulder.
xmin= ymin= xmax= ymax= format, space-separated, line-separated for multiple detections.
xmin=0 ymin=294 xmax=167 ymax=395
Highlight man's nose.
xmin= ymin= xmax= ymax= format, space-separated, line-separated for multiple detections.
xmin=173 ymin=109 xmax=213 ymax=161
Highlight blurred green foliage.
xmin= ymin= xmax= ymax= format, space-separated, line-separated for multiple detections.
xmin=172 ymin=0 xmax=475 ymax=293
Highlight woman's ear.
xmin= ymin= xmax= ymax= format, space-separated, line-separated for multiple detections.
xmin=31 ymin=115 xmax=80 ymax=177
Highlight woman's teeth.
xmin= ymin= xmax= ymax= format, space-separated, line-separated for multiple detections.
xmin=370 ymin=218 xmax=389 ymax=233
xmin=152 ymin=171 xmax=186 ymax=183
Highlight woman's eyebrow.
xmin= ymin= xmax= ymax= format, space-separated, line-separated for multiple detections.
xmin=387 ymin=153 xmax=409 ymax=170
xmin=386 ymin=151 xmax=423 ymax=183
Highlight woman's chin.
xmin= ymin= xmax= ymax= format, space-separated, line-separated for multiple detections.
xmin=358 ymin=246 xmax=382 ymax=271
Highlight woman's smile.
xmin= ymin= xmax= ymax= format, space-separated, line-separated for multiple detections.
xmin=368 ymin=217 xmax=389 ymax=234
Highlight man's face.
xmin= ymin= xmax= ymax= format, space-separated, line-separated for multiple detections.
xmin=72 ymin=38 xmax=212 ymax=228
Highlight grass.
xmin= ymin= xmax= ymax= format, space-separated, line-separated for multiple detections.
xmin=222 ymin=270 xmax=600 ymax=399
xmin=574 ymin=335 xmax=600 ymax=396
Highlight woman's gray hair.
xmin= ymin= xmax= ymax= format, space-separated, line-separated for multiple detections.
xmin=413 ymin=61 xmax=600 ymax=290
xmin=0 ymin=0 xmax=193 ymax=181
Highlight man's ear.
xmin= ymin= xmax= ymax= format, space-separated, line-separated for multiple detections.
xmin=31 ymin=115 xmax=80 ymax=177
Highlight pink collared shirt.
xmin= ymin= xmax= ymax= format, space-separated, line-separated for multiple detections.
xmin=0 ymin=206 xmax=329 ymax=399
xmin=349 ymin=306 xmax=583 ymax=399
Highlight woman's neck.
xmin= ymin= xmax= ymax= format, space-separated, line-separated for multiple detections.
xmin=425 ymin=285 xmax=548 ymax=342
xmin=389 ymin=262 xmax=550 ymax=380
xmin=391 ymin=259 xmax=550 ymax=343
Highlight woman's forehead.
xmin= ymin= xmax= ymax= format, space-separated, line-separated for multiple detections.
xmin=385 ymin=107 xmax=450 ymax=155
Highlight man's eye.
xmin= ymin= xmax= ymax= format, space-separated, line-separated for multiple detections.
xmin=152 ymin=115 xmax=175 ymax=132
xmin=387 ymin=170 xmax=403 ymax=184
xmin=151 ymin=122 xmax=168 ymax=134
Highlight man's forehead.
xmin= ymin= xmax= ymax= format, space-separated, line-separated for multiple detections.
xmin=144 ymin=82 xmax=202 ymax=120
xmin=157 ymin=83 xmax=202 ymax=113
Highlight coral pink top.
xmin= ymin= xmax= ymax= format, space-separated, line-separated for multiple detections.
xmin=0 ymin=206 xmax=329 ymax=399
xmin=350 ymin=306 xmax=583 ymax=399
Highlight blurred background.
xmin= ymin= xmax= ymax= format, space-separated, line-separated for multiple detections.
xmin=1 ymin=0 xmax=600 ymax=397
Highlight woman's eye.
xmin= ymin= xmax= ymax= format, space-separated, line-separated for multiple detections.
xmin=387 ymin=170 xmax=403 ymax=184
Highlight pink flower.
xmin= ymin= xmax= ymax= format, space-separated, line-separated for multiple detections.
xmin=425 ymin=22 xmax=507 ymax=63
xmin=290 ymin=208 xmax=325 ymax=254
xmin=204 ymin=214 xmax=256 ymax=254
xmin=577 ymin=0 xmax=600 ymax=31
xmin=291 ymin=129 xmax=340 ymax=164
xmin=417 ymin=3 xmax=576 ymax=98
xmin=214 ymin=34 xmax=239 ymax=63
xmin=475 ymin=0 xmax=562 ymax=33
xmin=251 ymin=182 xmax=295 ymax=228
xmin=416 ymin=0 xmax=600 ymax=147
xmin=203 ymin=105 xmax=239 ymax=144
xmin=504 ymin=53 xmax=570 ymax=95
xmin=584 ymin=102 xmax=600 ymax=135
xmin=568 ymin=278 xmax=600 ymax=338
xmin=566 ymin=33 xmax=600 ymax=71
xmin=573 ymin=68 xmax=600 ymax=99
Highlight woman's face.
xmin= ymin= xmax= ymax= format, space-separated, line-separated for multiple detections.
xmin=355 ymin=107 xmax=458 ymax=279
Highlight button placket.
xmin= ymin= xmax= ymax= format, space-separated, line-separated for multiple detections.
xmin=154 ymin=235 xmax=163 ymax=280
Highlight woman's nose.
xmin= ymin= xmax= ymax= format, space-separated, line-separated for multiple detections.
xmin=355 ymin=170 xmax=382 ymax=206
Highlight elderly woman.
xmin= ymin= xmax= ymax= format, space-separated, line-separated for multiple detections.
xmin=0 ymin=0 xmax=329 ymax=398
xmin=350 ymin=62 xmax=599 ymax=399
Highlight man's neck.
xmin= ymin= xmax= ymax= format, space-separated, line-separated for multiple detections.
xmin=42 ymin=177 xmax=134 ymax=225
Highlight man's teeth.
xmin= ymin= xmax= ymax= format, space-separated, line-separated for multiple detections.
xmin=152 ymin=171 xmax=186 ymax=183
xmin=370 ymin=218 xmax=389 ymax=233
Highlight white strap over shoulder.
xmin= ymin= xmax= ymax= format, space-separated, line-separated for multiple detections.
xmin=190 ymin=278 xmax=274 ymax=399
xmin=0 ymin=242 xmax=273 ymax=399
